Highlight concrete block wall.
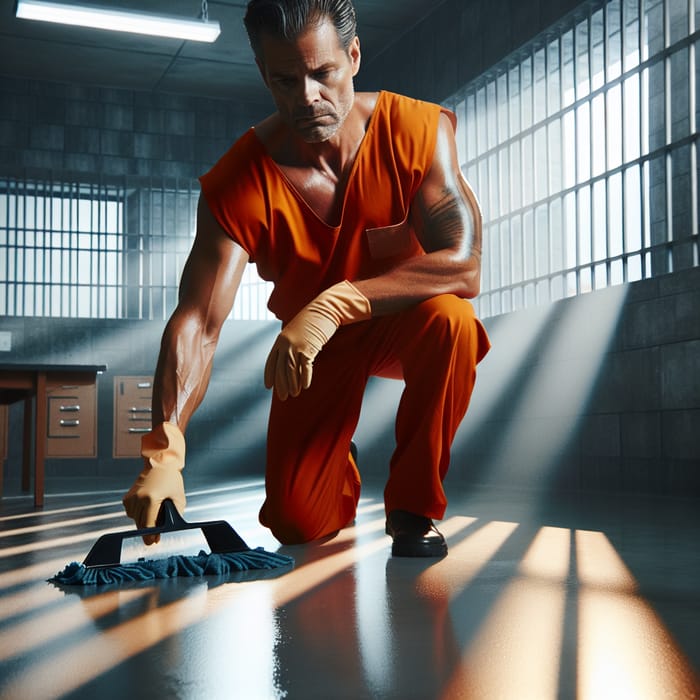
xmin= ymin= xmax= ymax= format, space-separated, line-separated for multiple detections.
xmin=441 ymin=266 xmax=700 ymax=497
xmin=0 ymin=75 xmax=269 ymax=180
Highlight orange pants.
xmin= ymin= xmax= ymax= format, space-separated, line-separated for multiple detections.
xmin=259 ymin=294 xmax=490 ymax=544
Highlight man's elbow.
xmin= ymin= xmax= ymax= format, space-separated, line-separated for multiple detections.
xmin=454 ymin=257 xmax=481 ymax=299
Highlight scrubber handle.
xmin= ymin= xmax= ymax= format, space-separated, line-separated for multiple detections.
xmin=82 ymin=499 xmax=250 ymax=568
xmin=156 ymin=498 xmax=188 ymax=529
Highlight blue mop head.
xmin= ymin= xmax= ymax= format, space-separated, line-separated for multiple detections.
xmin=49 ymin=547 xmax=294 ymax=586
xmin=48 ymin=500 xmax=293 ymax=586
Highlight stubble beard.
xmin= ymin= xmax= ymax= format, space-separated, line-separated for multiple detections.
xmin=293 ymin=95 xmax=353 ymax=144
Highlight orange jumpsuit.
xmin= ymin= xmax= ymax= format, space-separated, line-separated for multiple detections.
xmin=200 ymin=91 xmax=490 ymax=544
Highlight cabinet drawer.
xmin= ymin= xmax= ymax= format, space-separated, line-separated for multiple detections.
xmin=46 ymin=378 xmax=97 ymax=457
xmin=114 ymin=376 xmax=153 ymax=458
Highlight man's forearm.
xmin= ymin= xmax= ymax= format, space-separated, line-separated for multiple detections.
xmin=353 ymin=249 xmax=481 ymax=317
xmin=151 ymin=312 xmax=219 ymax=430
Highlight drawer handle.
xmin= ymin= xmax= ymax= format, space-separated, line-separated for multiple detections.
xmin=59 ymin=385 xmax=80 ymax=390
xmin=128 ymin=427 xmax=152 ymax=434
xmin=137 ymin=382 xmax=152 ymax=389
xmin=59 ymin=419 xmax=80 ymax=427
xmin=129 ymin=407 xmax=152 ymax=413
xmin=60 ymin=404 xmax=80 ymax=412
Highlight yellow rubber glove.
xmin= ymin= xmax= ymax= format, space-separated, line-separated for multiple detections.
xmin=122 ymin=421 xmax=186 ymax=545
xmin=264 ymin=280 xmax=371 ymax=400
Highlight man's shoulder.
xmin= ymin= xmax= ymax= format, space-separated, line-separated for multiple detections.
xmin=366 ymin=91 xmax=442 ymax=132
xmin=373 ymin=90 xmax=440 ymax=109
xmin=202 ymin=127 xmax=264 ymax=180
xmin=369 ymin=91 xmax=443 ymax=125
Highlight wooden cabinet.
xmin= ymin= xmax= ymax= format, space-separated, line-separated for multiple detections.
xmin=46 ymin=375 xmax=97 ymax=458
xmin=113 ymin=376 xmax=153 ymax=457
xmin=0 ymin=363 xmax=105 ymax=506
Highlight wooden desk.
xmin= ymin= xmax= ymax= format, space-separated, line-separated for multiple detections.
xmin=0 ymin=363 xmax=106 ymax=507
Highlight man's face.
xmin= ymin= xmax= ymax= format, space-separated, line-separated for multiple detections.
xmin=256 ymin=18 xmax=361 ymax=143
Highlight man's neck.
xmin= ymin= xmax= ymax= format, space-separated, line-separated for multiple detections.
xmin=257 ymin=92 xmax=377 ymax=178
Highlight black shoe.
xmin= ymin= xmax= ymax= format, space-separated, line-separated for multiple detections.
xmin=385 ymin=510 xmax=448 ymax=558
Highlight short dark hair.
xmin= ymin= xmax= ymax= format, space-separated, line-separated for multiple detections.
xmin=244 ymin=0 xmax=357 ymax=61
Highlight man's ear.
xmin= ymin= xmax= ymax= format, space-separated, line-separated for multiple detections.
xmin=349 ymin=35 xmax=361 ymax=77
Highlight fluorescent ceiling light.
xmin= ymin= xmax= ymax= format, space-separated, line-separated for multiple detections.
xmin=16 ymin=0 xmax=221 ymax=43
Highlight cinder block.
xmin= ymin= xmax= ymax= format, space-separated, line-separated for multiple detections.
xmin=0 ymin=147 xmax=22 ymax=170
xmin=165 ymin=110 xmax=195 ymax=136
xmin=99 ymin=155 xmax=132 ymax=176
xmin=662 ymin=409 xmax=700 ymax=459
xmin=577 ymin=413 xmax=621 ymax=457
xmin=665 ymin=457 xmax=700 ymax=495
xmin=577 ymin=455 xmax=624 ymax=491
xmin=134 ymin=133 xmax=165 ymax=159
xmin=134 ymin=108 xmax=165 ymax=134
xmin=65 ymin=101 xmax=103 ymax=128
xmin=63 ymin=153 xmax=99 ymax=173
xmin=0 ymin=76 xmax=31 ymax=94
xmin=103 ymin=104 xmax=134 ymax=131
xmin=592 ymin=347 xmax=662 ymax=412
xmin=100 ymin=130 xmax=134 ymax=157
xmin=22 ymin=149 xmax=63 ymax=170
xmin=0 ymin=120 xmax=29 ymax=148
xmin=621 ymin=456 xmax=660 ymax=494
xmin=29 ymin=124 xmax=64 ymax=150
xmin=661 ymin=340 xmax=700 ymax=409
xmin=99 ymin=87 xmax=133 ymax=106
xmin=622 ymin=296 xmax=674 ymax=348
xmin=164 ymin=135 xmax=194 ymax=162
xmin=195 ymin=110 xmax=226 ymax=139
xmin=156 ymin=159 xmax=198 ymax=179
xmin=33 ymin=95 xmax=66 ymax=124
xmin=66 ymin=83 xmax=101 ymax=101
xmin=658 ymin=266 xmax=700 ymax=295
xmin=621 ymin=411 xmax=662 ymax=458
xmin=64 ymin=125 xmax=100 ymax=153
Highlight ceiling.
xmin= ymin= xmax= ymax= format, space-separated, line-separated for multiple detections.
xmin=0 ymin=0 xmax=446 ymax=105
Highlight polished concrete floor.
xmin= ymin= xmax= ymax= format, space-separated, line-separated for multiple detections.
xmin=0 ymin=477 xmax=698 ymax=699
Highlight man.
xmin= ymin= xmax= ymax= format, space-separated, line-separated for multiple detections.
xmin=123 ymin=0 xmax=490 ymax=558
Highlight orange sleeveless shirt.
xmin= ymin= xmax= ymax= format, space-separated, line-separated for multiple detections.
xmin=199 ymin=91 xmax=448 ymax=323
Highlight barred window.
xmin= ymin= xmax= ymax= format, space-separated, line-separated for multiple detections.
xmin=0 ymin=176 xmax=274 ymax=320
xmin=444 ymin=0 xmax=699 ymax=318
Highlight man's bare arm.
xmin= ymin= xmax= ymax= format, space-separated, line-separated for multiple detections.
xmin=152 ymin=195 xmax=249 ymax=430
xmin=353 ymin=111 xmax=482 ymax=316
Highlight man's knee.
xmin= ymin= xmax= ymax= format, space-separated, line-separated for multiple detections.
xmin=260 ymin=494 xmax=319 ymax=544
xmin=415 ymin=295 xmax=479 ymax=344
xmin=261 ymin=484 xmax=350 ymax=545
xmin=399 ymin=295 xmax=489 ymax=373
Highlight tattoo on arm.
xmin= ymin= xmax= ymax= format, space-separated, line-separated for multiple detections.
xmin=457 ymin=176 xmax=482 ymax=262
xmin=419 ymin=186 xmax=473 ymax=255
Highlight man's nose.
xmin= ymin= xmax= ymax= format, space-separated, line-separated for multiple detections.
xmin=299 ymin=76 xmax=321 ymax=104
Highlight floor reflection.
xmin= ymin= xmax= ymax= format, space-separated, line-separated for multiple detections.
xmin=0 ymin=482 xmax=698 ymax=699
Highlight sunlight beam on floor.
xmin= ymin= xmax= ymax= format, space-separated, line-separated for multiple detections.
xmin=416 ymin=520 xmax=518 ymax=601
xmin=575 ymin=530 xmax=699 ymax=699
xmin=439 ymin=525 xmax=570 ymax=700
